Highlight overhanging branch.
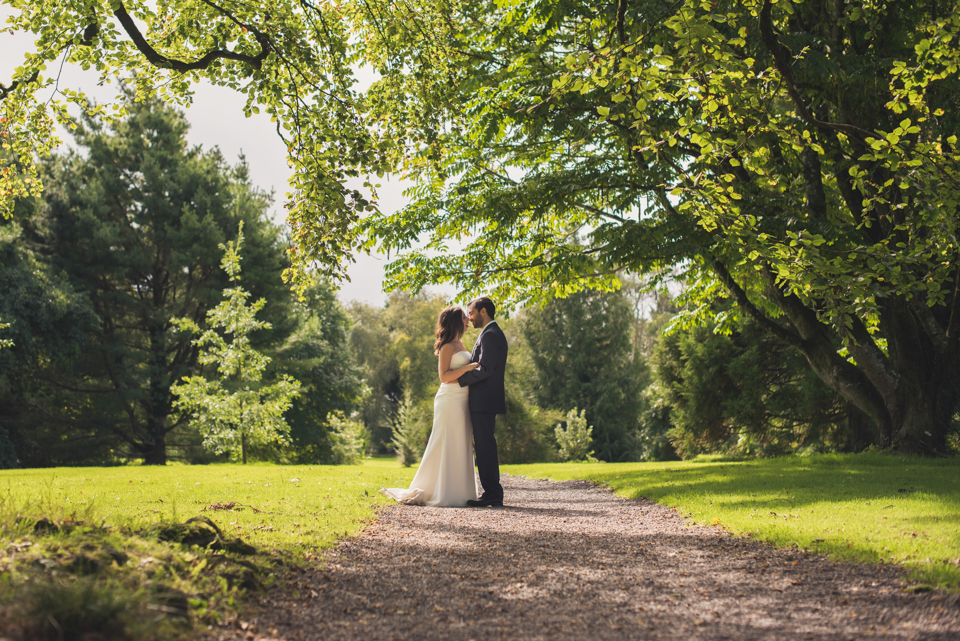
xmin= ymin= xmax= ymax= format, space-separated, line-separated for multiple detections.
xmin=113 ymin=0 xmax=271 ymax=72
xmin=711 ymin=259 xmax=804 ymax=349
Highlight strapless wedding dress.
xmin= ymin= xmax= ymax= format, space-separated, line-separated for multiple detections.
xmin=381 ymin=351 xmax=480 ymax=506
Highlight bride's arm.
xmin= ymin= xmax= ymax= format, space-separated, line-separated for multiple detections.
xmin=438 ymin=344 xmax=479 ymax=384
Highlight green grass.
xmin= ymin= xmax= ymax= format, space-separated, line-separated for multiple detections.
xmin=0 ymin=458 xmax=415 ymax=639
xmin=505 ymin=452 xmax=960 ymax=591
xmin=1 ymin=459 xmax=414 ymax=553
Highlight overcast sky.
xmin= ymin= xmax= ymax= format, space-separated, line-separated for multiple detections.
xmin=0 ymin=10 xmax=455 ymax=307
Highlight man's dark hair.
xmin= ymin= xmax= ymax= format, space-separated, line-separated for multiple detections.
xmin=470 ymin=297 xmax=496 ymax=320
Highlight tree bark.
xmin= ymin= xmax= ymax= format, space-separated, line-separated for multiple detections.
xmin=142 ymin=429 xmax=167 ymax=465
xmin=713 ymin=261 xmax=960 ymax=454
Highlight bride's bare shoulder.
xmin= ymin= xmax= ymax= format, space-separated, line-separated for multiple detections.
xmin=437 ymin=342 xmax=456 ymax=356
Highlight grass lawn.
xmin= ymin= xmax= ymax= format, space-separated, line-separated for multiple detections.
xmin=0 ymin=458 xmax=415 ymax=639
xmin=505 ymin=452 xmax=960 ymax=590
xmin=1 ymin=458 xmax=415 ymax=553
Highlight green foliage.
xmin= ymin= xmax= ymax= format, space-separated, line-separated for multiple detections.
xmin=495 ymin=382 xmax=562 ymax=465
xmin=507 ymin=454 xmax=960 ymax=591
xmin=635 ymin=383 xmax=679 ymax=462
xmin=0 ymin=222 xmax=107 ymax=466
xmin=348 ymin=292 xmax=449 ymax=452
xmin=1 ymin=0 xmax=384 ymax=286
xmin=387 ymin=393 xmax=430 ymax=467
xmin=8 ymin=95 xmax=292 ymax=465
xmin=0 ymin=225 xmax=94 ymax=377
xmin=251 ymin=275 xmax=367 ymax=465
xmin=654 ymin=318 xmax=855 ymax=459
xmin=324 ymin=412 xmax=369 ymax=466
xmin=521 ymin=289 xmax=646 ymax=461
xmin=172 ymin=224 xmax=301 ymax=464
xmin=352 ymin=0 xmax=960 ymax=453
xmin=554 ymin=408 xmax=597 ymax=463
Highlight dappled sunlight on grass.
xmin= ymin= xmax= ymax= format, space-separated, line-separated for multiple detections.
xmin=506 ymin=453 xmax=960 ymax=590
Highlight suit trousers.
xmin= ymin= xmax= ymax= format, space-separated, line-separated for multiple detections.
xmin=470 ymin=411 xmax=503 ymax=500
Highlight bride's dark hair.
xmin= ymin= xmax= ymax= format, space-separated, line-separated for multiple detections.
xmin=434 ymin=306 xmax=465 ymax=355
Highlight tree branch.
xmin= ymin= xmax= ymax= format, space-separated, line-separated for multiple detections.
xmin=909 ymin=294 xmax=949 ymax=353
xmin=758 ymin=0 xmax=874 ymax=140
xmin=711 ymin=259 xmax=805 ymax=348
xmin=113 ymin=0 xmax=271 ymax=72
xmin=0 ymin=70 xmax=40 ymax=101
xmin=615 ymin=0 xmax=628 ymax=46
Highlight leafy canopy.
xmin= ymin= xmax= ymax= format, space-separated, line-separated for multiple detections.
xmin=1 ymin=0 xmax=389 ymax=284
xmin=348 ymin=0 xmax=960 ymax=451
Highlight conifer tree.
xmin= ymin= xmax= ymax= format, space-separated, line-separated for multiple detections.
xmin=22 ymin=94 xmax=291 ymax=464
xmin=172 ymin=223 xmax=301 ymax=464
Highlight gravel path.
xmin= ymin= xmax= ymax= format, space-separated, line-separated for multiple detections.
xmin=210 ymin=474 xmax=960 ymax=640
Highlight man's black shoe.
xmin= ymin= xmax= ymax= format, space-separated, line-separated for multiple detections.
xmin=467 ymin=497 xmax=504 ymax=507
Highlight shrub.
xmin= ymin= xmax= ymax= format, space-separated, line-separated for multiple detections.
xmin=555 ymin=408 xmax=597 ymax=462
xmin=496 ymin=387 xmax=562 ymax=464
xmin=388 ymin=394 xmax=431 ymax=467
xmin=323 ymin=412 xmax=369 ymax=465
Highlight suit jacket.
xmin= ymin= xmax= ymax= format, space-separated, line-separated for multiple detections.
xmin=458 ymin=321 xmax=508 ymax=414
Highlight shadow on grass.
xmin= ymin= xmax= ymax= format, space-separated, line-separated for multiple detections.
xmin=506 ymin=453 xmax=960 ymax=590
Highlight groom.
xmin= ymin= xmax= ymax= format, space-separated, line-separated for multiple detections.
xmin=458 ymin=297 xmax=507 ymax=507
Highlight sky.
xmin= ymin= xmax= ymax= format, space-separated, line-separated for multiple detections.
xmin=0 ymin=9 xmax=455 ymax=307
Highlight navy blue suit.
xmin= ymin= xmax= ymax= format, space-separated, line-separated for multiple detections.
xmin=458 ymin=321 xmax=508 ymax=500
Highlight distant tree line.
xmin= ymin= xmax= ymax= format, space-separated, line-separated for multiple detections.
xmin=346 ymin=280 xmax=905 ymax=466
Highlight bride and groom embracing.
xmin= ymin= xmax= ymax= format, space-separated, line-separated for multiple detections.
xmin=381 ymin=297 xmax=507 ymax=508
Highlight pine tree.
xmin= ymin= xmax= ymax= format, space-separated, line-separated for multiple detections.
xmin=23 ymin=94 xmax=291 ymax=464
xmin=522 ymin=289 xmax=647 ymax=461
xmin=172 ymin=223 xmax=300 ymax=464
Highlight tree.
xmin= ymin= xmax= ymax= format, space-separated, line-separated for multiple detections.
xmin=0 ymin=221 xmax=107 ymax=467
xmin=387 ymin=392 xmax=424 ymax=467
xmin=352 ymin=1 xmax=960 ymax=454
xmin=555 ymin=408 xmax=597 ymax=463
xmin=347 ymin=292 xmax=449 ymax=452
xmin=172 ymin=223 xmax=301 ymax=464
xmin=521 ymin=288 xmax=646 ymax=461
xmin=1 ymin=0 xmax=384 ymax=284
xmin=653 ymin=316 xmax=855 ymax=458
xmin=266 ymin=275 xmax=368 ymax=464
xmin=19 ymin=95 xmax=292 ymax=464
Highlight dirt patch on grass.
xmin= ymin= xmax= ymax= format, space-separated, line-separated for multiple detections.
xmin=208 ymin=474 xmax=960 ymax=640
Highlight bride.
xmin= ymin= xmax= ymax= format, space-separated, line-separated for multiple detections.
xmin=380 ymin=306 xmax=481 ymax=506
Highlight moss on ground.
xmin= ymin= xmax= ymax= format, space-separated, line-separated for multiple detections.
xmin=0 ymin=459 xmax=415 ymax=640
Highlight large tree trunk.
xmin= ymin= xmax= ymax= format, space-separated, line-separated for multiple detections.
xmin=717 ymin=263 xmax=959 ymax=455
xmin=142 ymin=428 xmax=167 ymax=465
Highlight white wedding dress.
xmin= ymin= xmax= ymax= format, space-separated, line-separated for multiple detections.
xmin=381 ymin=351 xmax=480 ymax=507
